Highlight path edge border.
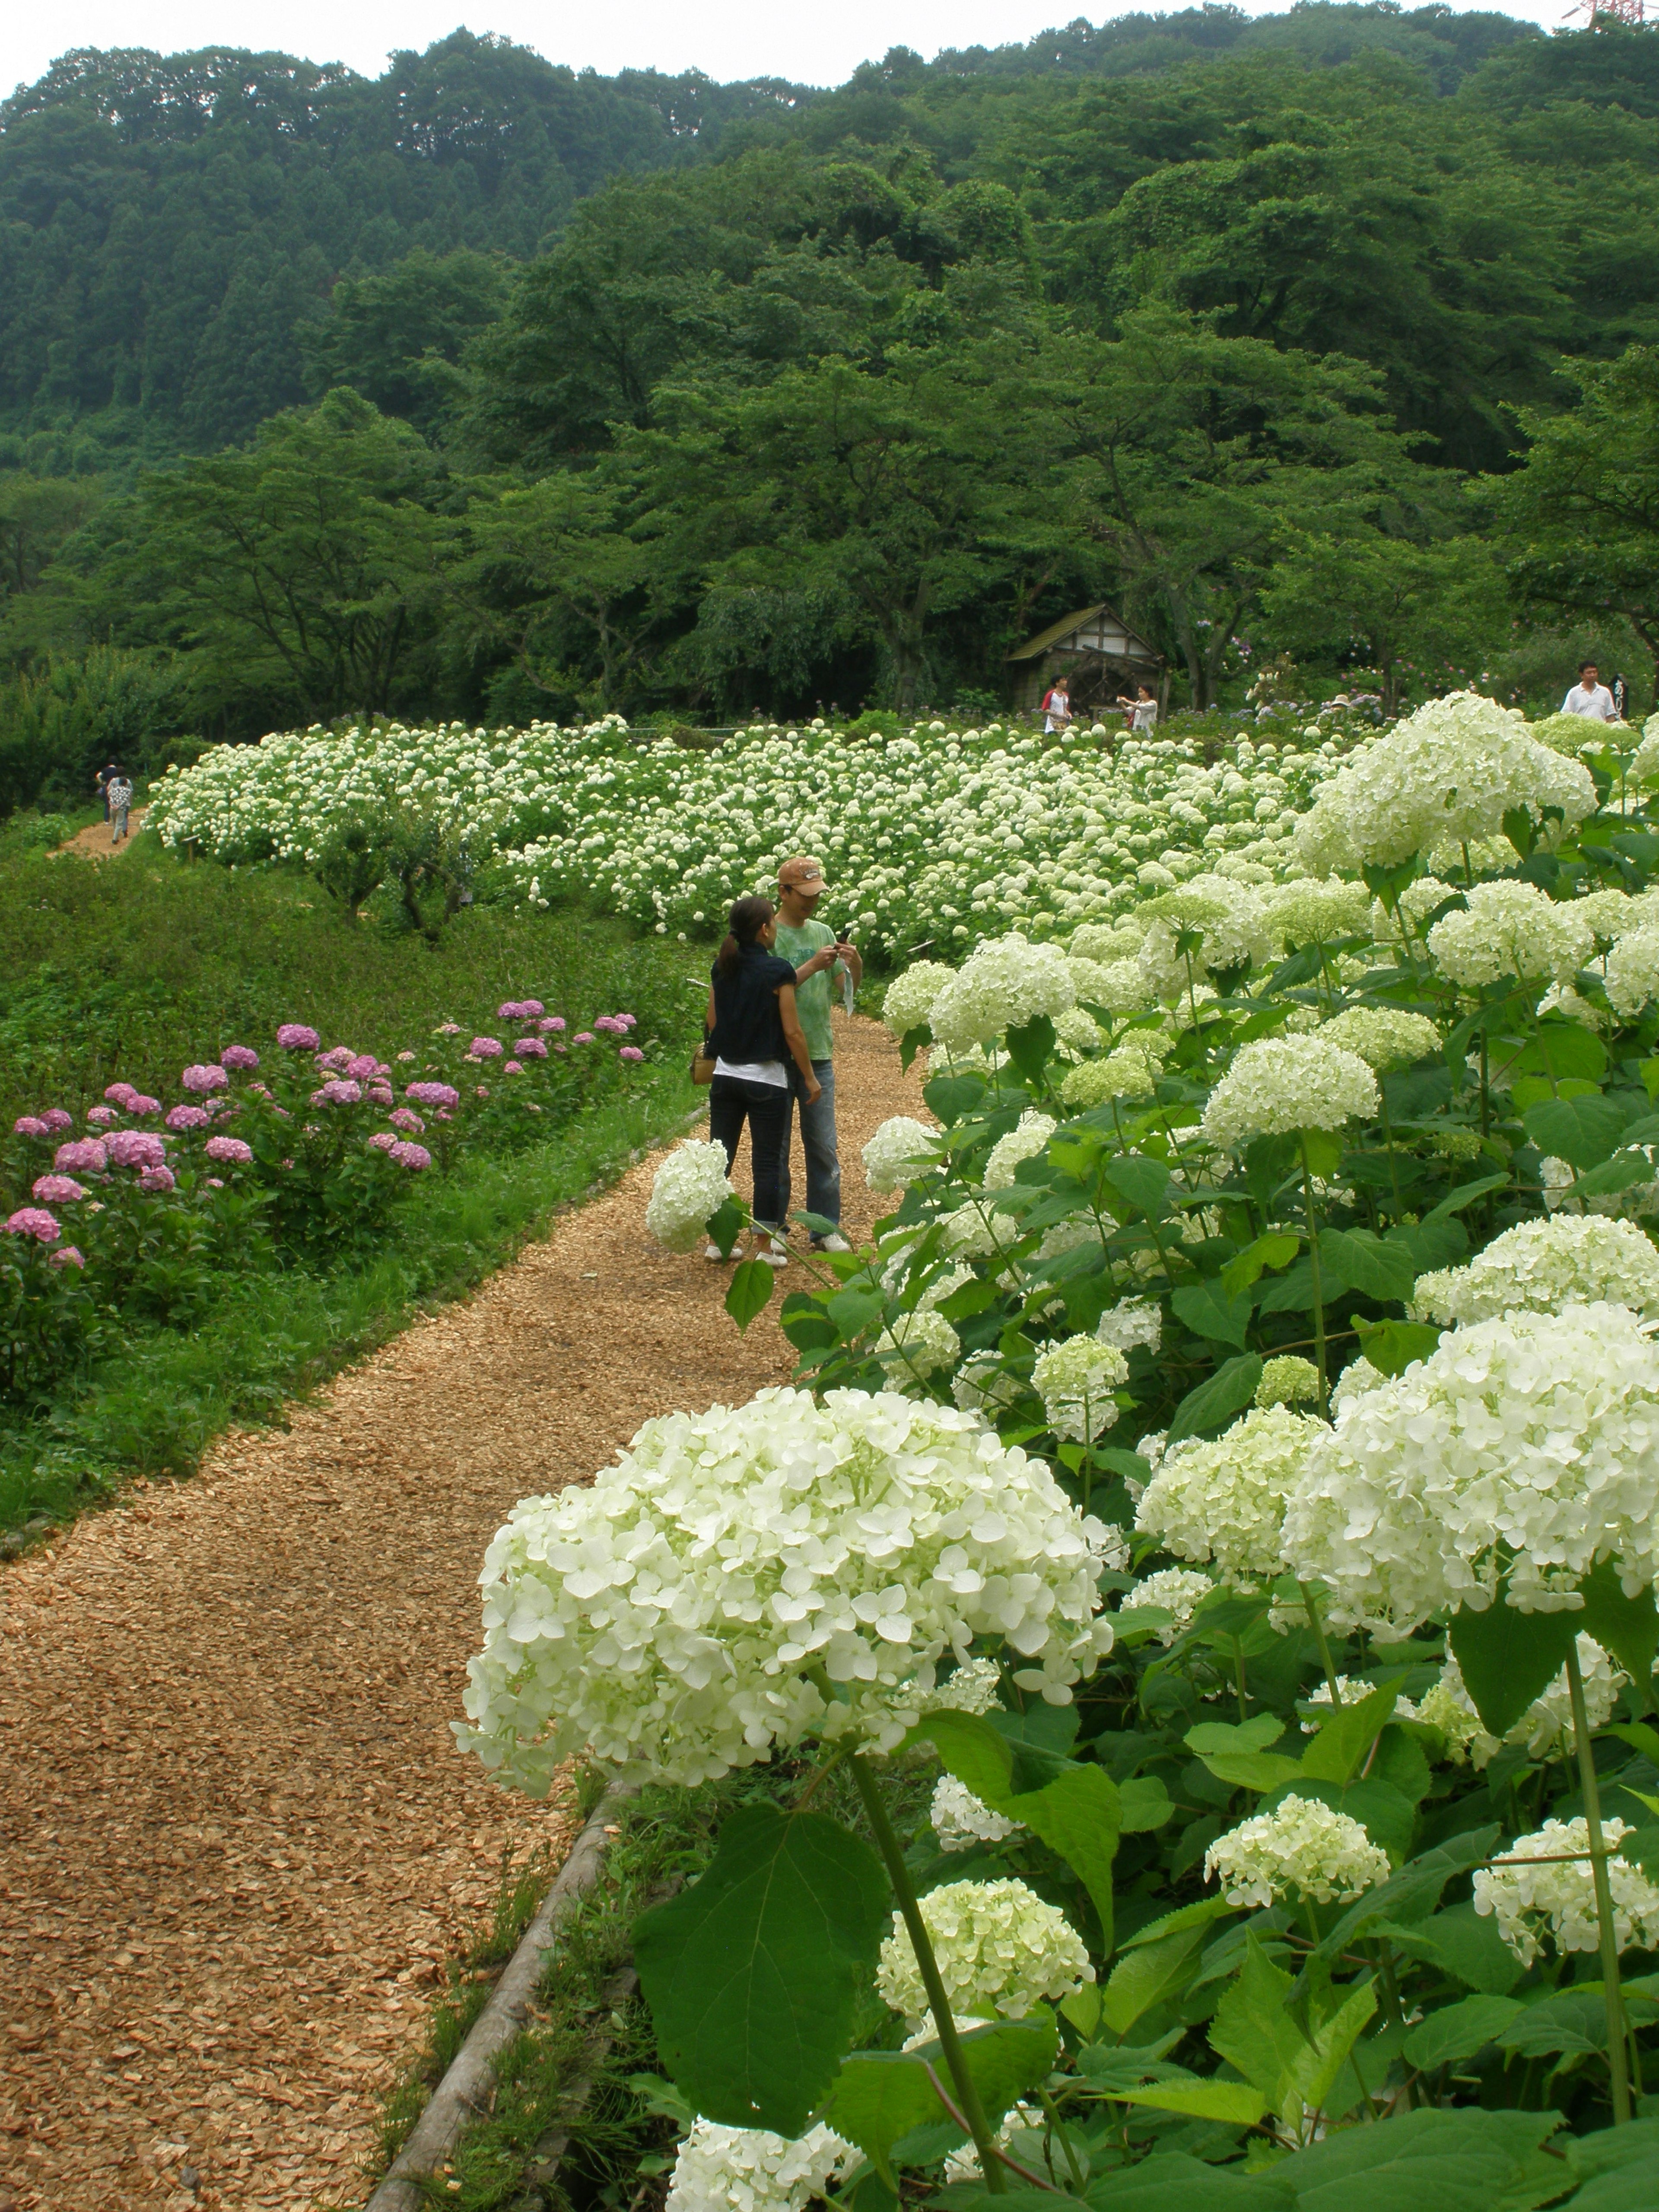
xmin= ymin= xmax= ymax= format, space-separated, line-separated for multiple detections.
xmin=363 ymin=1778 xmax=638 ymax=2212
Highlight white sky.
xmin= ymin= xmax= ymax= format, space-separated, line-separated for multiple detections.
xmin=2 ymin=2 xmax=1572 ymax=104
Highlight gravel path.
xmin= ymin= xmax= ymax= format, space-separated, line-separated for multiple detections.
xmin=0 ymin=1012 xmax=922 ymax=2212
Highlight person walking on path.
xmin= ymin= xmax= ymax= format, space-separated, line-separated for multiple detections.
xmin=704 ymin=894 xmax=820 ymax=1268
xmin=106 ymin=769 xmax=134 ymax=845
xmin=1040 ymin=676 xmax=1072 ymax=735
xmin=94 ymin=761 xmax=118 ymax=820
xmin=1562 ymin=661 xmax=1620 ymax=722
xmin=773 ymin=854 xmax=861 ymax=1254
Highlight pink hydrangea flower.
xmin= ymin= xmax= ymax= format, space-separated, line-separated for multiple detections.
xmin=221 ymin=1045 xmax=260 ymax=1071
xmin=397 ymin=1050 xmax=416 ymax=1062
xmin=204 ymin=1177 xmax=225 ymax=1190
xmin=277 ymin=1023 xmax=321 ymax=1051
xmin=475 ymin=1084 xmax=489 ymax=1098
xmin=572 ymin=1032 xmax=596 ymax=1045
xmin=389 ymin=1108 xmax=425 ymax=1134
xmin=127 ymin=1094 xmax=161 ymax=1116
xmin=13 ymin=1116 xmax=48 ymax=1139
xmin=346 ymin=1054 xmax=383 ymax=1082
xmin=594 ymin=1015 xmax=624 ymax=1034
xmin=40 ymin=1109 xmax=74 ymax=1135
xmin=514 ymin=1038 xmax=548 ymax=1058
xmin=311 ymin=1079 xmax=362 ymax=1106
xmin=33 ymin=1175 xmax=86 ymax=1203
xmin=316 ymin=1045 xmax=356 ymax=1073
xmin=614 ymin=1012 xmax=638 ymax=1029
xmin=105 ymin=1082 xmax=139 ymax=1106
xmin=50 ymin=1246 xmax=85 ymax=1270
xmin=87 ymin=1105 xmax=120 ymax=1125
xmin=106 ymin=1131 xmax=167 ymax=1170
xmin=468 ymin=1036 xmax=504 ymax=1059
xmin=54 ymin=1139 xmax=107 ymax=1173
xmin=6 ymin=1207 xmax=60 ymax=1243
xmin=166 ymin=1105 xmax=211 ymax=1132
xmin=504 ymin=1060 xmax=523 ymax=1074
xmin=436 ymin=1108 xmax=454 ymax=1121
xmin=497 ymin=999 xmax=545 ymax=1020
xmin=138 ymin=1166 xmax=176 ymax=1193
xmin=367 ymin=1083 xmax=394 ymax=1106
xmin=436 ymin=1021 xmax=463 ymax=1035
xmin=368 ymin=1131 xmax=398 ymax=1153
xmin=388 ymin=1141 xmax=432 ymax=1170
xmin=181 ymin=1063 xmax=229 ymax=1093
xmin=405 ymin=1082 xmax=459 ymax=1109
xmin=620 ymin=1045 xmax=645 ymax=1062
xmin=204 ymin=1135 xmax=253 ymax=1165
xmin=539 ymin=1017 xmax=567 ymax=1033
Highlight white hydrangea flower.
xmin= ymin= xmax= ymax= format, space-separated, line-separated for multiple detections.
xmin=1031 ymin=1336 xmax=1129 ymax=1443
xmin=1330 ymin=1355 xmax=1389 ymax=1414
xmin=929 ymin=936 xmax=1077 ymax=1054
xmin=1255 ymin=1355 xmax=1322 ymax=1409
xmin=952 ymin=1358 xmax=1025 ymax=1416
xmin=1135 ymin=877 xmax=1273 ymax=986
xmin=1262 ymin=879 xmax=1374 ymax=949
xmin=1411 ymin=1214 xmax=1659 ymax=1326
xmin=1474 ymin=1818 xmax=1659 ymax=1967
xmin=456 ymin=1389 xmax=1117 ymax=1790
xmin=1420 ymin=1642 xmax=1624 ymax=1768
xmin=1284 ymin=1303 xmax=1659 ymax=1633
xmin=983 ymin=1112 xmax=1057 ymax=1191
xmin=915 ymin=1655 xmax=1005 ymax=1717
xmin=1393 ymin=876 xmax=1458 ymax=936
xmin=883 ymin=961 xmax=957 ymax=1037
xmin=1301 ymin=1676 xmax=1421 ymax=1727
xmin=1096 ymin=1297 xmax=1163 ymax=1355
xmin=863 ymin=1115 xmax=941 ymax=1193
xmin=1605 ymin=924 xmax=1659 ymax=1019
xmin=939 ymin=1201 xmax=1027 ymax=1261
xmin=646 ymin=1139 xmax=738 ymax=1254
xmin=1293 ymin=692 xmax=1595 ymax=872
xmin=664 ymin=2119 xmax=852 ymax=2212
xmin=1427 ymin=882 xmax=1595 ymax=990
xmin=875 ymin=1306 xmax=961 ymax=1384
xmin=1123 ymin=1565 xmax=1215 ymax=1643
xmin=1200 ymin=1033 xmax=1378 ymax=1150
xmin=876 ymin=1876 xmax=1093 ymax=2029
xmin=1053 ymin=1005 xmax=1107 ymax=1058
xmin=931 ymin=1775 xmax=1029 ymax=1852
xmin=1319 ymin=1006 xmax=1442 ymax=1071
xmin=1059 ymin=1049 xmax=1158 ymax=1108
xmin=1069 ymin=921 xmax=1147 ymax=963
xmin=1136 ymin=1408 xmax=1326 ymax=1583
xmin=1205 ymin=1793 xmax=1392 ymax=1908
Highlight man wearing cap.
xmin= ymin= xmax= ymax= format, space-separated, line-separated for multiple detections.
xmin=774 ymin=855 xmax=861 ymax=1253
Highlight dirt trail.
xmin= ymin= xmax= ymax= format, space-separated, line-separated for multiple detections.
xmin=56 ymin=810 xmax=150 ymax=860
xmin=0 ymin=1012 xmax=924 ymax=2212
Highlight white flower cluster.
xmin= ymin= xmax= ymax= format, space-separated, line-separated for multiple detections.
xmin=1205 ymin=1793 xmax=1392 ymax=1908
xmin=983 ymin=1112 xmax=1058 ymax=1191
xmin=1255 ymin=1355 xmax=1322 ymax=1409
xmin=930 ymin=1775 xmax=1029 ymax=1852
xmin=1199 ymin=1034 xmax=1378 ymax=1150
xmin=1058 ymin=1048 xmax=1159 ymax=1107
xmin=1319 ymin=1006 xmax=1442 ymax=1071
xmin=1604 ymin=925 xmax=1659 ymax=1019
xmin=1096 ymin=1298 xmax=1163 ymax=1355
xmin=1294 ymin=691 xmax=1595 ymax=874
xmin=454 ymin=1388 xmax=1117 ymax=1790
xmin=1427 ymin=881 xmax=1595 ymax=989
xmin=1473 ymin=1818 xmax=1659 ymax=1967
xmin=1301 ymin=1676 xmax=1421 ymax=1726
xmin=862 ymin=1116 xmax=941 ymax=1193
xmin=1418 ymin=1641 xmax=1624 ymax=1767
xmin=1122 ymin=1566 xmax=1216 ymax=1643
xmin=1136 ymin=1407 xmax=1326 ymax=1583
xmin=930 ymin=938 xmax=1077 ymax=1055
xmin=875 ymin=1876 xmax=1093 ymax=2029
xmin=1284 ymin=1303 xmax=1659 ymax=1631
xmin=1031 ymin=1336 xmax=1129 ymax=1443
xmin=882 ymin=962 xmax=957 ymax=1038
xmin=1411 ymin=1214 xmax=1659 ymax=1327
xmin=646 ymin=1140 xmax=735 ymax=1254
xmin=664 ymin=2120 xmax=851 ymax=2212
xmin=875 ymin=1307 xmax=961 ymax=1383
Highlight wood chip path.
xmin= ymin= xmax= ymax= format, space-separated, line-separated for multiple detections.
xmin=0 ymin=1012 xmax=923 ymax=2212
xmin=54 ymin=810 xmax=150 ymax=861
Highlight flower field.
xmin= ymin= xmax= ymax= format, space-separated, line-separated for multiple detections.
xmin=446 ymin=688 xmax=1659 ymax=2202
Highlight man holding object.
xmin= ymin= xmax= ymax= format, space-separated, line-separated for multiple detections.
xmin=773 ymin=855 xmax=862 ymax=1253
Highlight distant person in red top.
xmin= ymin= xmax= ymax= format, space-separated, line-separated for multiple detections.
xmin=1041 ymin=676 xmax=1072 ymax=734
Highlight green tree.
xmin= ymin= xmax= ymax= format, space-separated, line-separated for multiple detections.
xmin=298 ymin=249 xmax=510 ymax=435
xmin=1485 ymin=346 xmax=1659 ymax=695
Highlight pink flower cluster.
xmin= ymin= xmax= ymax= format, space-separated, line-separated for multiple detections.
xmin=513 ymin=1037 xmax=548 ymax=1058
xmin=277 ymin=1023 xmax=321 ymax=1051
xmin=5 ymin=1207 xmax=60 ymax=1243
xmin=167 ymin=1105 xmax=212 ymax=1132
xmin=498 ymin=999 xmax=545 ymax=1020
xmin=105 ymin=1083 xmax=162 ymax=1115
xmin=389 ymin=1108 xmax=425 ymax=1134
xmin=87 ymin=1105 xmax=119 ymax=1125
xmin=538 ymin=1017 xmax=566 ymax=1033
xmin=204 ymin=1136 xmax=253 ymax=1166
xmin=221 ymin=1045 xmax=260 ymax=1071
xmin=405 ymin=1082 xmax=460 ymax=1110
xmin=181 ymin=1063 xmax=229 ymax=1094
xmin=311 ymin=1079 xmax=362 ymax=1106
xmin=105 ymin=1131 xmax=167 ymax=1170
xmin=54 ymin=1139 xmax=108 ymax=1174
xmin=33 ymin=1175 xmax=86 ymax=1203
xmin=468 ymin=1036 xmax=504 ymax=1059
xmin=140 ymin=1166 xmax=176 ymax=1193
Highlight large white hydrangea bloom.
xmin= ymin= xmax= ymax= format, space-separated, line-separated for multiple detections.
xmin=882 ymin=961 xmax=957 ymax=1038
xmin=983 ymin=1112 xmax=1057 ymax=1191
xmin=1319 ymin=1006 xmax=1441 ymax=1071
xmin=1474 ymin=1818 xmax=1659 ymax=1967
xmin=874 ymin=1306 xmax=961 ymax=1384
xmin=646 ymin=1139 xmax=736 ymax=1254
xmin=456 ymin=1388 xmax=1118 ymax=1790
xmin=1096 ymin=1297 xmax=1163 ymax=1355
xmin=1122 ymin=1566 xmax=1216 ymax=1644
xmin=1419 ymin=1640 xmax=1624 ymax=1768
xmin=1284 ymin=1303 xmax=1659 ymax=1631
xmin=876 ymin=1876 xmax=1093 ymax=2029
xmin=1427 ymin=881 xmax=1595 ymax=990
xmin=1411 ymin=1214 xmax=1659 ymax=1327
xmin=930 ymin=1775 xmax=1029 ymax=1852
xmin=664 ymin=2120 xmax=852 ymax=2212
xmin=862 ymin=1115 xmax=942 ymax=1193
xmin=1605 ymin=924 xmax=1659 ymax=1020
xmin=1031 ymin=1336 xmax=1128 ymax=1443
xmin=928 ymin=936 xmax=1076 ymax=1054
xmin=1293 ymin=691 xmax=1596 ymax=873
xmin=1200 ymin=1033 xmax=1378 ymax=1150
xmin=1136 ymin=1407 xmax=1326 ymax=1583
xmin=1205 ymin=1794 xmax=1392 ymax=1908
xmin=1059 ymin=1049 xmax=1159 ymax=1108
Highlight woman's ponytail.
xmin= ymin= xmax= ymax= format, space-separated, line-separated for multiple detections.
xmin=715 ymin=895 xmax=775 ymax=977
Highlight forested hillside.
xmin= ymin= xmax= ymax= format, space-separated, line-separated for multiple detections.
xmin=3 ymin=7 xmax=1659 ymax=793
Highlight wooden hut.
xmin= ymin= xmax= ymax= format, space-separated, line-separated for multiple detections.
xmin=1007 ymin=603 xmax=1165 ymax=715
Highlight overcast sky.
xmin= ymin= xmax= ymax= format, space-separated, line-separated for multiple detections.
xmin=3 ymin=1 xmax=1570 ymax=103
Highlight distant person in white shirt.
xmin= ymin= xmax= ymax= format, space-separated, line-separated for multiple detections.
xmin=1562 ymin=661 xmax=1619 ymax=721
xmin=1041 ymin=677 xmax=1072 ymax=734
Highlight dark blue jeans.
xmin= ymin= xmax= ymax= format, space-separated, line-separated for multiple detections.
xmin=709 ymin=1074 xmax=791 ymax=1234
xmin=781 ymin=1059 xmax=841 ymax=1234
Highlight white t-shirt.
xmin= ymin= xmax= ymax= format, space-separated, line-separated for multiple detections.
xmin=1562 ymin=683 xmax=1617 ymax=721
xmin=1042 ymin=690 xmax=1071 ymax=732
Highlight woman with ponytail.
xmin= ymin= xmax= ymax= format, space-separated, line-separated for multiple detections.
xmin=703 ymin=895 xmax=820 ymax=1265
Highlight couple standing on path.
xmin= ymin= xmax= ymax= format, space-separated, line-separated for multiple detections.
xmin=703 ymin=855 xmax=862 ymax=1267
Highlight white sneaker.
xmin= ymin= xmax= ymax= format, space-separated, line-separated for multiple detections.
xmin=812 ymin=1232 xmax=851 ymax=1254
xmin=705 ymin=1243 xmax=726 ymax=1262
xmin=759 ymin=1238 xmax=791 ymax=1268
